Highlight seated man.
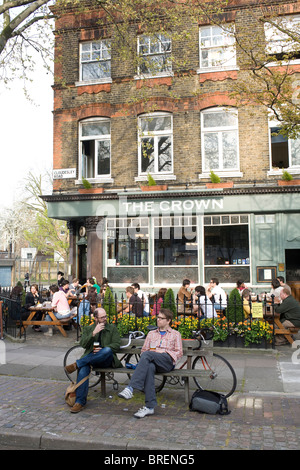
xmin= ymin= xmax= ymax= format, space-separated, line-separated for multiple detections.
xmin=207 ymin=278 xmax=227 ymax=311
xmin=118 ymin=308 xmax=183 ymax=418
xmin=65 ymin=308 xmax=122 ymax=413
xmin=44 ymin=285 xmax=77 ymax=336
xmin=274 ymin=286 xmax=300 ymax=345
xmin=122 ymin=286 xmax=143 ymax=317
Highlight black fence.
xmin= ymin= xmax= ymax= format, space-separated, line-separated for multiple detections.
xmin=0 ymin=287 xmax=277 ymax=348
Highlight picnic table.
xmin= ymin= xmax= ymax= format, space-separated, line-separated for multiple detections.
xmin=21 ymin=306 xmax=75 ymax=337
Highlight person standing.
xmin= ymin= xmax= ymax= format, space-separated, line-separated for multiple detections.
xmin=118 ymin=308 xmax=183 ymax=418
xmin=64 ymin=308 xmax=122 ymax=413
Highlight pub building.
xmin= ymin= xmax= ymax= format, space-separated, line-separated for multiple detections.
xmin=44 ymin=0 xmax=300 ymax=297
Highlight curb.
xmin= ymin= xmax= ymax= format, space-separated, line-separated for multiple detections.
xmin=0 ymin=428 xmax=195 ymax=451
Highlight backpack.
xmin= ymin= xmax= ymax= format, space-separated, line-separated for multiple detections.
xmin=189 ymin=389 xmax=231 ymax=415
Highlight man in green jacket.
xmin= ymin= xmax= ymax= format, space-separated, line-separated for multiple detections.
xmin=65 ymin=307 xmax=121 ymax=413
xmin=274 ymin=286 xmax=300 ymax=345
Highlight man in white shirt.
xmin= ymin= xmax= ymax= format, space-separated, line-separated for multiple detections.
xmin=131 ymin=283 xmax=150 ymax=317
xmin=207 ymin=278 xmax=227 ymax=311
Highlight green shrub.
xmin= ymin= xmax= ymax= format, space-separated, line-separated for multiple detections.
xmin=226 ymin=288 xmax=244 ymax=323
xmin=103 ymin=287 xmax=116 ymax=319
xmin=209 ymin=170 xmax=221 ymax=183
xmin=162 ymin=288 xmax=177 ymax=318
xmin=147 ymin=173 xmax=157 ymax=186
xmin=282 ymin=170 xmax=293 ymax=181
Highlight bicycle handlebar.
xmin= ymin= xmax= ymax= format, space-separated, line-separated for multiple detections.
xmin=119 ymin=330 xmax=145 ymax=349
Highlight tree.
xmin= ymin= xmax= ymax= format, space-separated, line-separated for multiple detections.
xmin=226 ymin=288 xmax=244 ymax=324
xmin=22 ymin=171 xmax=69 ymax=262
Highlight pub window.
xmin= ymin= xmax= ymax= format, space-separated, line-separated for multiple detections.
xmin=107 ymin=218 xmax=149 ymax=266
xmin=203 ymin=214 xmax=250 ymax=283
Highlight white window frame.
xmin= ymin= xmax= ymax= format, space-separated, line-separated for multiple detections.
xmin=77 ymin=118 xmax=114 ymax=184
xmin=76 ymin=40 xmax=112 ymax=86
xmin=267 ymin=119 xmax=300 ymax=176
xmin=135 ymin=33 xmax=173 ymax=79
xmin=136 ymin=113 xmax=175 ymax=180
xmin=265 ymin=15 xmax=300 ymax=65
xmin=199 ymin=107 xmax=242 ymax=178
xmin=198 ymin=23 xmax=237 ymax=73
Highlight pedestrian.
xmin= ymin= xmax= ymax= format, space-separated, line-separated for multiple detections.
xmin=118 ymin=308 xmax=183 ymax=418
xmin=64 ymin=307 xmax=122 ymax=413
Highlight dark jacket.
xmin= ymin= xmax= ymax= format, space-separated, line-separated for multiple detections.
xmin=275 ymin=295 xmax=300 ymax=327
xmin=79 ymin=322 xmax=122 ymax=368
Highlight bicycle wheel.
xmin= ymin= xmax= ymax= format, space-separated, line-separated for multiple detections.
xmin=192 ymin=353 xmax=237 ymax=398
xmin=63 ymin=345 xmax=101 ymax=388
xmin=125 ymin=353 xmax=167 ymax=393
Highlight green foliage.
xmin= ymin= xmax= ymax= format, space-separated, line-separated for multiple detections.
xmin=103 ymin=287 xmax=116 ymax=319
xmin=161 ymin=288 xmax=177 ymax=318
xmin=147 ymin=174 xmax=157 ymax=186
xmin=209 ymin=170 xmax=221 ymax=183
xmin=226 ymin=288 xmax=244 ymax=323
xmin=282 ymin=170 xmax=293 ymax=181
xmin=82 ymin=177 xmax=93 ymax=188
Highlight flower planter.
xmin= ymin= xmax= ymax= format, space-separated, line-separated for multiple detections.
xmin=277 ymin=179 xmax=300 ymax=186
xmin=78 ymin=188 xmax=104 ymax=194
xmin=206 ymin=182 xmax=234 ymax=189
xmin=140 ymin=185 xmax=168 ymax=191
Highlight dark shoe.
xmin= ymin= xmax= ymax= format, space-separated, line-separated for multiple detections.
xmin=70 ymin=403 xmax=84 ymax=413
xmin=65 ymin=362 xmax=78 ymax=374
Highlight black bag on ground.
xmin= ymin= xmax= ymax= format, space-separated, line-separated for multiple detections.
xmin=189 ymin=389 xmax=231 ymax=415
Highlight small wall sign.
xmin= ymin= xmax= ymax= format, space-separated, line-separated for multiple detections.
xmin=53 ymin=168 xmax=76 ymax=179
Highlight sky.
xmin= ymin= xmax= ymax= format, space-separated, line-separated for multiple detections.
xmin=0 ymin=65 xmax=54 ymax=210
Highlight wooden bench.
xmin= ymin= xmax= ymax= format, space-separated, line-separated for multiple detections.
xmin=92 ymin=341 xmax=213 ymax=405
xmin=274 ymin=318 xmax=300 ymax=345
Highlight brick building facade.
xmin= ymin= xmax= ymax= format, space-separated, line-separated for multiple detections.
xmin=44 ymin=0 xmax=300 ymax=294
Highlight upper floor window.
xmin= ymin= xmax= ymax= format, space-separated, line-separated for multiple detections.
xmin=199 ymin=24 xmax=236 ymax=70
xmin=80 ymin=40 xmax=111 ymax=82
xmin=201 ymin=108 xmax=239 ymax=173
xmin=269 ymin=124 xmax=300 ymax=170
xmin=138 ymin=34 xmax=172 ymax=76
xmin=265 ymin=15 xmax=300 ymax=61
xmin=138 ymin=113 xmax=173 ymax=175
xmin=79 ymin=118 xmax=111 ymax=180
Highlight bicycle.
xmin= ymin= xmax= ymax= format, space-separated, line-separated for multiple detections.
xmin=63 ymin=330 xmax=145 ymax=388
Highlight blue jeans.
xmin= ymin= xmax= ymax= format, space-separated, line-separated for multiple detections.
xmin=213 ymin=303 xmax=226 ymax=311
xmin=75 ymin=347 xmax=113 ymax=406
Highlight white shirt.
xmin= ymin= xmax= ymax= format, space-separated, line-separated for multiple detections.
xmin=137 ymin=289 xmax=149 ymax=313
xmin=211 ymin=285 xmax=227 ymax=306
xmin=198 ymin=296 xmax=216 ymax=318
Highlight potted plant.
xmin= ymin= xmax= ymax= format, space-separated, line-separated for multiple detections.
xmin=140 ymin=174 xmax=168 ymax=191
xmin=78 ymin=177 xmax=104 ymax=194
xmin=206 ymin=170 xmax=234 ymax=189
xmin=278 ymin=170 xmax=300 ymax=186
xmin=161 ymin=288 xmax=177 ymax=319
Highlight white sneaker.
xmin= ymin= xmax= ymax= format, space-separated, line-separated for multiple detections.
xmin=44 ymin=328 xmax=53 ymax=336
xmin=118 ymin=387 xmax=133 ymax=400
xmin=134 ymin=406 xmax=154 ymax=419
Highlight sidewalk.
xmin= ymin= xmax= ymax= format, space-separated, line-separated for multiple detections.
xmin=0 ymin=327 xmax=299 ymax=450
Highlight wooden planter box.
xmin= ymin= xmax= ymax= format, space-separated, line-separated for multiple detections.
xmin=78 ymin=188 xmax=104 ymax=194
xmin=206 ymin=182 xmax=234 ymax=189
xmin=140 ymin=185 xmax=168 ymax=191
xmin=277 ymin=179 xmax=300 ymax=186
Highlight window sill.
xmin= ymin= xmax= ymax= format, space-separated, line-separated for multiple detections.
xmin=75 ymin=78 xmax=112 ymax=87
xmin=134 ymin=72 xmax=174 ymax=80
xmin=267 ymin=168 xmax=300 ymax=176
xmin=76 ymin=177 xmax=114 ymax=184
xmin=198 ymin=171 xmax=243 ymax=179
xmin=197 ymin=66 xmax=239 ymax=74
xmin=135 ymin=174 xmax=177 ymax=182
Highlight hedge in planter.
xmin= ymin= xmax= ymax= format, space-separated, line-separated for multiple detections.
xmin=162 ymin=288 xmax=177 ymax=319
xmin=226 ymin=288 xmax=244 ymax=323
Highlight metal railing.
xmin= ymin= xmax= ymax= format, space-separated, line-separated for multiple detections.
xmin=0 ymin=288 xmax=277 ymax=347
